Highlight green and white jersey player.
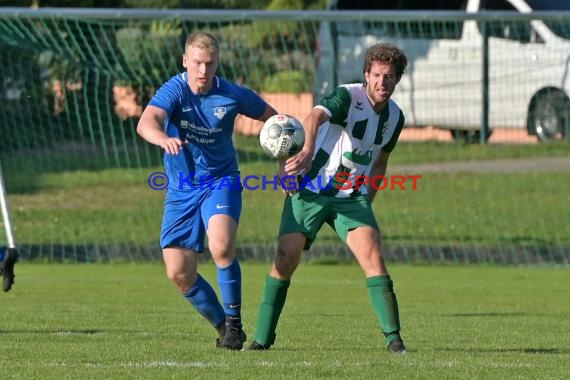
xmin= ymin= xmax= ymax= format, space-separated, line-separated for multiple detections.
xmin=296 ymin=81 xmax=405 ymax=197
xmin=249 ymin=42 xmax=409 ymax=353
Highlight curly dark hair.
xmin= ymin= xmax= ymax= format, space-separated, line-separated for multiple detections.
xmin=363 ymin=42 xmax=408 ymax=79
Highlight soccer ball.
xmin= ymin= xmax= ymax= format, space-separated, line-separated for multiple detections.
xmin=259 ymin=114 xmax=305 ymax=159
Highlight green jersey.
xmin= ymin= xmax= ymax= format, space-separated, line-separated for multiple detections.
xmin=304 ymin=83 xmax=405 ymax=197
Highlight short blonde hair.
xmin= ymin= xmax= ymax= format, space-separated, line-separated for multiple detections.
xmin=185 ymin=32 xmax=220 ymax=58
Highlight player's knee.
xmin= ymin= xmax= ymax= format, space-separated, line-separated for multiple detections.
xmin=209 ymin=239 xmax=234 ymax=259
xmin=272 ymin=248 xmax=299 ymax=278
xmin=359 ymin=251 xmax=387 ymax=276
xmin=210 ymin=250 xmax=235 ymax=269
xmin=166 ymin=269 xmax=195 ymax=292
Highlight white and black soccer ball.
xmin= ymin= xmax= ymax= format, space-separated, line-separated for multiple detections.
xmin=259 ymin=114 xmax=305 ymax=159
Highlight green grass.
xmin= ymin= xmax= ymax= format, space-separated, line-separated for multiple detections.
xmin=1 ymin=263 xmax=568 ymax=379
xmin=5 ymin=167 xmax=569 ymax=248
xmin=3 ymin=138 xmax=569 ymax=188
xmin=1 ymin=139 xmax=569 ymax=254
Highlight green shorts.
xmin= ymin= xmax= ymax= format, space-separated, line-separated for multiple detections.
xmin=279 ymin=189 xmax=380 ymax=250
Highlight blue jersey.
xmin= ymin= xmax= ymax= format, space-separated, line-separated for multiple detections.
xmin=149 ymin=74 xmax=268 ymax=190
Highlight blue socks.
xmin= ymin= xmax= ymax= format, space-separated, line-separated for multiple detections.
xmin=182 ymin=260 xmax=243 ymax=330
xmin=217 ymin=259 xmax=242 ymax=327
xmin=183 ymin=274 xmax=225 ymax=329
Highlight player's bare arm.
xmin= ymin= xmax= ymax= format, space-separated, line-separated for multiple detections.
xmin=284 ymin=108 xmax=328 ymax=176
xmin=367 ymin=149 xmax=390 ymax=202
xmin=136 ymin=105 xmax=186 ymax=155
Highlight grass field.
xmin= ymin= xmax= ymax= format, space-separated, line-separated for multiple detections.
xmin=1 ymin=263 xmax=568 ymax=379
xmin=1 ymin=139 xmax=569 ymax=258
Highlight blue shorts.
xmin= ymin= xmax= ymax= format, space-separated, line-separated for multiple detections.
xmin=160 ymin=177 xmax=242 ymax=252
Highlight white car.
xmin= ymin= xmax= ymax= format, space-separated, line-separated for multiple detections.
xmin=313 ymin=0 xmax=570 ymax=142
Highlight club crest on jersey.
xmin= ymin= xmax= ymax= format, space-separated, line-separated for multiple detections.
xmin=342 ymin=149 xmax=373 ymax=167
xmin=213 ymin=107 xmax=227 ymax=120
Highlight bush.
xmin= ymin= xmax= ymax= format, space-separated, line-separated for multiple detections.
xmin=263 ymin=70 xmax=307 ymax=93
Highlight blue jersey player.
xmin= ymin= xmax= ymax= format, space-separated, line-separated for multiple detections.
xmin=137 ymin=32 xmax=277 ymax=350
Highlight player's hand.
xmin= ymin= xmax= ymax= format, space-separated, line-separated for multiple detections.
xmin=278 ymin=161 xmax=298 ymax=196
xmin=284 ymin=148 xmax=313 ymax=177
xmin=160 ymin=137 xmax=188 ymax=155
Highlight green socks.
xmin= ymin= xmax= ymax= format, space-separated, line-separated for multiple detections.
xmin=366 ymin=275 xmax=402 ymax=345
xmin=253 ymin=275 xmax=400 ymax=347
xmin=253 ymin=275 xmax=290 ymax=346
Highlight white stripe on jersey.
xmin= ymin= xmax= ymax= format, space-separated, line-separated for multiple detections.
xmin=304 ymin=84 xmax=404 ymax=197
